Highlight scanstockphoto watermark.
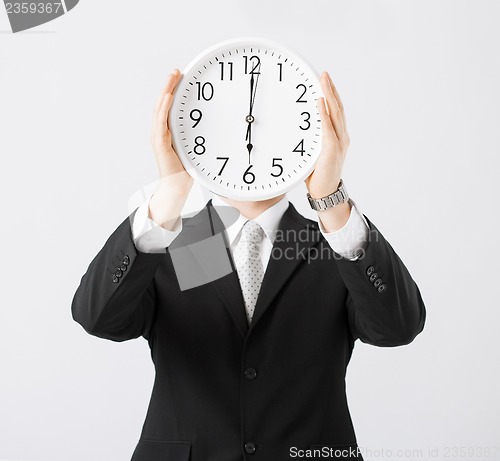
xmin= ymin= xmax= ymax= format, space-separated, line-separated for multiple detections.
xmin=290 ymin=446 xmax=362 ymax=458
xmin=270 ymin=240 xmax=365 ymax=264
xmin=269 ymin=225 xmax=377 ymax=263
xmin=290 ymin=445 xmax=500 ymax=459
xmin=166 ymin=223 xmax=376 ymax=291
xmin=272 ymin=224 xmax=377 ymax=248
xmin=357 ymin=445 xmax=499 ymax=459
xmin=127 ymin=176 xmax=380 ymax=291
xmin=167 ymin=226 xmax=369 ymax=291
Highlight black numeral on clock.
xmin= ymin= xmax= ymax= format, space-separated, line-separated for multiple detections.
xmin=243 ymin=55 xmax=261 ymax=75
xmin=243 ymin=164 xmax=256 ymax=184
xmin=189 ymin=109 xmax=202 ymax=128
xmin=196 ymin=82 xmax=214 ymax=101
xmin=216 ymin=156 xmax=229 ymax=175
xmin=296 ymin=84 xmax=307 ymax=103
xmin=277 ymin=63 xmax=283 ymax=82
xmin=219 ymin=62 xmax=233 ymax=81
xmin=270 ymin=158 xmax=283 ymax=177
xmin=293 ymin=139 xmax=305 ymax=156
xmin=299 ymin=112 xmax=311 ymax=130
xmin=194 ymin=136 xmax=206 ymax=155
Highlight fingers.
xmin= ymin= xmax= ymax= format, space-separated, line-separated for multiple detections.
xmin=157 ymin=93 xmax=173 ymax=132
xmin=154 ymin=69 xmax=182 ymax=136
xmin=327 ymin=72 xmax=347 ymax=131
xmin=326 ymin=72 xmax=344 ymax=114
xmin=317 ymin=97 xmax=336 ymax=140
xmin=320 ymin=71 xmax=343 ymax=138
xmin=320 ymin=71 xmax=348 ymax=143
xmin=154 ymin=69 xmax=181 ymax=121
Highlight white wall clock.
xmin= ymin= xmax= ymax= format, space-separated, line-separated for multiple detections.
xmin=169 ymin=37 xmax=323 ymax=201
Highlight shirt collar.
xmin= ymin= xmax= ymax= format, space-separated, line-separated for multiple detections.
xmin=211 ymin=195 xmax=289 ymax=246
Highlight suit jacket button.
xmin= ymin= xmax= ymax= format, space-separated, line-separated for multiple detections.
xmin=114 ymin=268 xmax=123 ymax=278
xmin=244 ymin=368 xmax=257 ymax=380
xmin=112 ymin=275 xmax=119 ymax=283
xmin=374 ymin=278 xmax=382 ymax=287
xmin=244 ymin=442 xmax=256 ymax=454
xmin=120 ymin=263 xmax=127 ymax=272
xmin=366 ymin=266 xmax=375 ymax=276
xmin=123 ymin=255 xmax=130 ymax=265
xmin=378 ymin=284 xmax=386 ymax=293
xmin=369 ymin=273 xmax=378 ymax=282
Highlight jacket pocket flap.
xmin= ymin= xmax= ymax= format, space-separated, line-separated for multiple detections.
xmin=131 ymin=439 xmax=191 ymax=461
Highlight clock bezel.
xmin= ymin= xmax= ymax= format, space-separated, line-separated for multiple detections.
xmin=169 ymin=36 xmax=324 ymax=201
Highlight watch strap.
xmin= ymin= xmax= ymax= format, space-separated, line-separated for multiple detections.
xmin=307 ymin=179 xmax=349 ymax=211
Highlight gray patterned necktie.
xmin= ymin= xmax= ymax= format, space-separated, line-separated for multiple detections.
xmin=233 ymin=220 xmax=265 ymax=324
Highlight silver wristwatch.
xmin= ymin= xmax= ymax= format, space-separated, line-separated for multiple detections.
xmin=307 ymin=179 xmax=349 ymax=211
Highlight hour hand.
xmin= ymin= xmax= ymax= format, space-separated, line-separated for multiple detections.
xmin=246 ymin=141 xmax=253 ymax=165
xmin=245 ymin=113 xmax=254 ymax=163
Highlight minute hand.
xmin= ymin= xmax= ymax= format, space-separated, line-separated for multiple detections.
xmin=245 ymin=70 xmax=260 ymax=142
xmin=245 ymin=74 xmax=255 ymax=143
xmin=250 ymin=69 xmax=260 ymax=115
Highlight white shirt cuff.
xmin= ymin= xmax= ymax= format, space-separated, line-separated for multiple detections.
xmin=131 ymin=194 xmax=183 ymax=254
xmin=318 ymin=198 xmax=369 ymax=261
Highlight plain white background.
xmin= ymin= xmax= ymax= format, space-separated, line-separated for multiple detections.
xmin=1 ymin=1 xmax=499 ymax=460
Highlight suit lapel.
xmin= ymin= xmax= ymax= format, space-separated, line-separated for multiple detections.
xmin=248 ymin=203 xmax=321 ymax=333
xmin=173 ymin=201 xmax=249 ymax=338
xmin=170 ymin=200 xmax=320 ymax=338
xmin=209 ymin=205 xmax=249 ymax=338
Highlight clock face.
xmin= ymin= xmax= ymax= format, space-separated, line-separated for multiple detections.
xmin=169 ymin=37 xmax=323 ymax=201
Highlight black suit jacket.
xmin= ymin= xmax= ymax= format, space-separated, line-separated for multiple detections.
xmin=71 ymin=201 xmax=426 ymax=461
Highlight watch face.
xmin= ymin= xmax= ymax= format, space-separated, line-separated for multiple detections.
xmin=169 ymin=37 xmax=323 ymax=201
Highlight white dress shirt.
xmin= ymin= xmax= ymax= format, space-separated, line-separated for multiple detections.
xmin=132 ymin=193 xmax=370 ymax=264
xmin=211 ymin=195 xmax=288 ymax=273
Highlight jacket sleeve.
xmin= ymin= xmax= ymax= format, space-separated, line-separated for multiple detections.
xmin=334 ymin=215 xmax=426 ymax=347
xmin=71 ymin=209 xmax=165 ymax=342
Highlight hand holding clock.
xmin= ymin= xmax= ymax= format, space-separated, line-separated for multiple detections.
xmin=305 ymin=71 xmax=352 ymax=232
xmin=148 ymin=66 xmax=351 ymax=233
xmin=149 ymin=69 xmax=193 ymax=230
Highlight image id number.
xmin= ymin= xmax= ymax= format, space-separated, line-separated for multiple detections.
xmin=5 ymin=2 xmax=63 ymax=14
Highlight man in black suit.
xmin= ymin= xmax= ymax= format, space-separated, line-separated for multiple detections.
xmin=72 ymin=69 xmax=425 ymax=461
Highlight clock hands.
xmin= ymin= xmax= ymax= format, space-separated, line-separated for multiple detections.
xmin=245 ymin=65 xmax=261 ymax=164
xmin=245 ymin=73 xmax=254 ymax=164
